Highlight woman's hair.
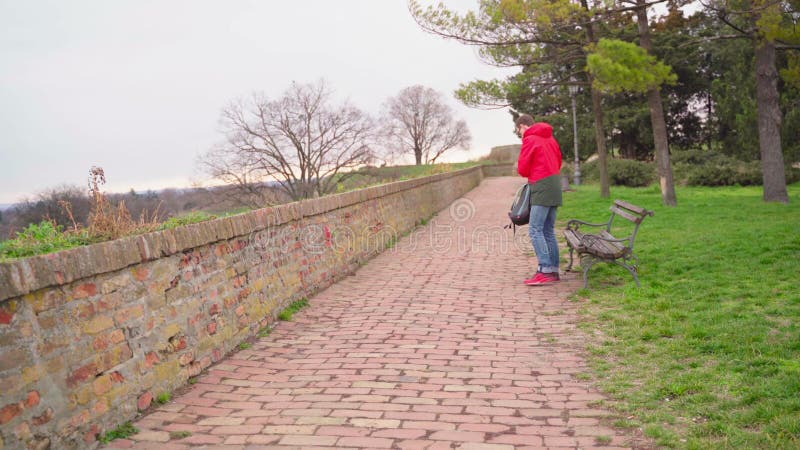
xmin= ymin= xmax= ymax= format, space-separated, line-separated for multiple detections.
xmin=514 ymin=114 xmax=535 ymax=127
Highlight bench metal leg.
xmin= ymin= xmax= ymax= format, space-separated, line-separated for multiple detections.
xmin=580 ymin=254 xmax=597 ymax=289
xmin=566 ymin=246 xmax=575 ymax=271
xmin=612 ymin=260 xmax=640 ymax=287
xmin=580 ymin=254 xmax=642 ymax=288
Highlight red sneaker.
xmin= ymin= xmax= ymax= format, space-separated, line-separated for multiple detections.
xmin=524 ymin=272 xmax=560 ymax=286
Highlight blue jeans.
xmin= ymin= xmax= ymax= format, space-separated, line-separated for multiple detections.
xmin=528 ymin=205 xmax=559 ymax=273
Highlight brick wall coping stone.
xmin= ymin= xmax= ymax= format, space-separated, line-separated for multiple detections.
xmin=0 ymin=166 xmax=485 ymax=302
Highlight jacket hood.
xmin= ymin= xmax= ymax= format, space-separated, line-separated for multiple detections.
xmin=523 ymin=122 xmax=553 ymax=138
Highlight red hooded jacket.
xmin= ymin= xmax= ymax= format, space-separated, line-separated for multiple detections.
xmin=517 ymin=122 xmax=562 ymax=183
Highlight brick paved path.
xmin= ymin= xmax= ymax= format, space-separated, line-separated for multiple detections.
xmin=109 ymin=177 xmax=639 ymax=449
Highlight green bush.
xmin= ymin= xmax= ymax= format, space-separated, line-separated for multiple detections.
xmin=581 ymin=158 xmax=656 ymax=187
xmin=677 ymin=160 xmax=763 ymax=186
xmin=671 ymin=148 xmax=800 ymax=186
xmin=788 ymin=167 xmax=800 ymax=184
xmin=0 ymin=221 xmax=95 ymax=260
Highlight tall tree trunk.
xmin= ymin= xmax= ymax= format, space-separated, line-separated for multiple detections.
xmin=636 ymin=0 xmax=677 ymax=206
xmin=581 ymin=0 xmax=609 ymax=198
xmin=414 ymin=147 xmax=423 ymax=165
xmin=590 ymin=85 xmax=610 ymax=197
xmin=754 ymin=40 xmax=789 ymax=203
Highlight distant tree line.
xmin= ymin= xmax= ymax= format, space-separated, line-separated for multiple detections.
xmin=0 ymin=180 xmax=296 ymax=240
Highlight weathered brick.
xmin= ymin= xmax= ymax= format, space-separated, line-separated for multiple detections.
xmin=178 ymin=352 xmax=195 ymax=366
xmin=14 ymin=420 xmax=32 ymax=440
xmin=66 ymin=362 xmax=99 ymax=388
xmin=0 ymin=348 xmax=29 ymax=372
xmin=279 ymin=435 xmax=338 ymax=446
xmin=25 ymin=291 xmax=65 ymax=314
xmin=350 ymin=418 xmax=401 ymax=428
xmin=338 ymin=437 xmax=394 ymax=448
xmin=82 ymin=315 xmax=114 ymax=334
xmin=144 ymin=351 xmax=159 ymax=368
xmin=93 ymin=399 xmax=109 ymax=415
xmin=98 ymin=344 xmax=133 ymax=372
xmin=69 ymin=409 xmax=90 ymax=427
xmin=0 ymin=304 xmax=13 ymax=324
xmin=138 ymin=391 xmax=153 ymax=410
xmin=132 ymin=267 xmax=149 ymax=282
xmin=209 ymin=425 xmax=263 ymax=435
xmin=76 ymin=302 xmax=96 ymax=319
xmin=93 ymin=334 xmax=110 ymax=351
xmin=170 ymin=335 xmax=187 ymax=351
xmin=429 ymin=430 xmax=485 ymax=442
xmin=72 ymin=283 xmax=97 ymax=299
xmin=372 ymin=428 xmax=427 ymax=439
xmin=260 ymin=425 xmax=319 ymax=434
xmin=93 ymin=375 xmax=113 ymax=395
xmin=25 ymin=391 xmax=39 ymax=408
xmin=0 ymin=402 xmax=22 ymax=425
xmin=110 ymin=371 xmax=125 ymax=383
xmin=31 ymin=408 xmax=54 ymax=426
xmin=130 ymin=430 xmax=170 ymax=442
xmin=114 ymin=304 xmax=144 ymax=325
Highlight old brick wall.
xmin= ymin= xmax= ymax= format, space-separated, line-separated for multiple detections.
xmin=0 ymin=167 xmax=485 ymax=449
xmin=480 ymin=163 xmax=515 ymax=177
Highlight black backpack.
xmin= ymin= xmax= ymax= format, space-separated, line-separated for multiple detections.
xmin=506 ymin=183 xmax=531 ymax=231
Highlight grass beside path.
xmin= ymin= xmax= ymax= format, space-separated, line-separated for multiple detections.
xmin=558 ymin=183 xmax=800 ymax=449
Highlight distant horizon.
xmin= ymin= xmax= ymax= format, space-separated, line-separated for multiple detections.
xmin=0 ymin=151 xmax=520 ymax=209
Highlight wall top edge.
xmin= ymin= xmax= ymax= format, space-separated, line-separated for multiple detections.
xmin=0 ymin=165 xmax=491 ymax=301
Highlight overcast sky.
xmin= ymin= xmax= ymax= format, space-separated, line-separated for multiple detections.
xmin=0 ymin=0 xmax=517 ymax=204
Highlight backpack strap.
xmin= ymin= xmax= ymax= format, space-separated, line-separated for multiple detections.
xmin=503 ymin=222 xmax=517 ymax=235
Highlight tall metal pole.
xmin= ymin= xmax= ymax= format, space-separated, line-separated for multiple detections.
xmin=570 ymin=89 xmax=581 ymax=186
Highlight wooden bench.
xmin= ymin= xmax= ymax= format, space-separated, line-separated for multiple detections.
xmin=563 ymin=200 xmax=654 ymax=288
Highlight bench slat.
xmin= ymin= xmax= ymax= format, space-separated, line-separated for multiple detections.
xmin=614 ymin=200 xmax=651 ymax=216
xmin=610 ymin=205 xmax=642 ymax=224
xmin=564 ymin=229 xmax=583 ymax=249
xmin=593 ymin=232 xmax=626 ymax=258
xmin=566 ymin=229 xmax=627 ymax=259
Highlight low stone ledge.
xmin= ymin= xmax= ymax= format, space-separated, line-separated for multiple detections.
xmin=0 ymin=166 xmax=484 ymax=302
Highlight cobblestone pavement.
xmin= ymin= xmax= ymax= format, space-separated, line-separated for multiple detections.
xmin=108 ymin=177 xmax=642 ymax=449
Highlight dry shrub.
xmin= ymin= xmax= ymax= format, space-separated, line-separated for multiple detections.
xmin=429 ymin=163 xmax=453 ymax=175
xmin=86 ymin=167 xmax=161 ymax=240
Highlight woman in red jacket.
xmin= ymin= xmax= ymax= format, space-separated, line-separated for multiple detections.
xmin=515 ymin=114 xmax=563 ymax=285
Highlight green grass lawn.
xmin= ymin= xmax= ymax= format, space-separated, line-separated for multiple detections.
xmin=558 ymin=183 xmax=800 ymax=449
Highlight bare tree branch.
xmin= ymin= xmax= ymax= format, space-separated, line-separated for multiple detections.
xmin=198 ymin=80 xmax=375 ymax=205
xmin=381 ymin=85 xmax=472 ymax=165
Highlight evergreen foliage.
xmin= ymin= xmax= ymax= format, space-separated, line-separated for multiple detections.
xmin=587 ymin=38 xmax=677 ymax=94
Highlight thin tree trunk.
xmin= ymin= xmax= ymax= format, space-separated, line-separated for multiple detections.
xmin=754 ymin=40 xmax=789 ymax=203
xmin=590 ymin=86 xmax=610 ymax=198
xmin=646 ymin=88 xmax=677 ymax=206
xmin=581 ymin=0 xmax=609 ymax=198
xmin=636 ymin=0 xmax=676 ymax=206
